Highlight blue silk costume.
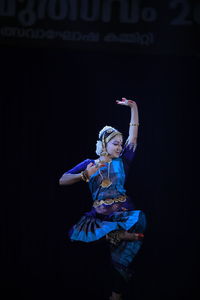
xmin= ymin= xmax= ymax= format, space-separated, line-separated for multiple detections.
xmin=65 ymin=144 xmax=146 ymax=280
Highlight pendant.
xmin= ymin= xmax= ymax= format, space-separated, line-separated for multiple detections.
xmin=100 ymin=179 xmax=112 ymax=188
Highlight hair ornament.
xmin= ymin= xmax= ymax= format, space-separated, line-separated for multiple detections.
xmin=98 ymin=125 xmax=115 ymax=139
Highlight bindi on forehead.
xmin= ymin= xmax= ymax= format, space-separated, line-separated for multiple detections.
xmin=112 ymin=136 xmax=123 ymax=143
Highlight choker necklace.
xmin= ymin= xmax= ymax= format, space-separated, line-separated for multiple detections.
xmin=99 ymin=161 xmax=112 ymax=188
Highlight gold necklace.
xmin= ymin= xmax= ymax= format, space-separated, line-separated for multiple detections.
xmin=99 ymin=161 xmax=112 ymax=188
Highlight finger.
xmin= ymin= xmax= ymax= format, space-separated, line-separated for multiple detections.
xmin=94 ymin=162 xmax=105 ymax=169
xmin=87 ymin=162 xmax=94 ymax=169
xmin=116 ymin=100 xmax=126 ymax=105
xmin=98 ymin=163 xmax=106 ymax=168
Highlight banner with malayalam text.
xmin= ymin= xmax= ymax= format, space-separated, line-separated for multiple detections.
xmin=0 ymin=0 xmax=199 ymax=55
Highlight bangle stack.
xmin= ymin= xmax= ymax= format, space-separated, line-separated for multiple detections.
xmin=81 ymin=170 xmax=90 ymax=182
xmin=129 ymin=123 xmax=139 ymax=126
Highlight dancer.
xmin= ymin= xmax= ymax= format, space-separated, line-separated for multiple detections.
xmin=59 ymin=98 xmax=146 ymax=300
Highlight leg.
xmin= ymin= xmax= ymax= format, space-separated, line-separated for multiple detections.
xmin=106 ymin=210 xmax=146 ymax=247
xmin=109 ymin=266 xmax=126 ymax=300
xmin=109 ymin=292 xmax=123 ymax=300
xmin=106 ymin=230 xmax=144 ymax=246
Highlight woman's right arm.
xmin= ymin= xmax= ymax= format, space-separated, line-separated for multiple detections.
xmin=59 ymin=173 xmax=83 ymax=185
xmin=59 ymin=160 xmax=105 ymax=186
xmin=59 ymin=159 xmax=90 ymax=186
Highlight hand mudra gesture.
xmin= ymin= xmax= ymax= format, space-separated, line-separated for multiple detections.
xmin=116 ymin=97 xmax=137 ymax=109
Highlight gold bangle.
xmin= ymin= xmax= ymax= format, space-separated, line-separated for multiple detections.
xmin=81 ymin=170 xmax=90 ymax=182
xmin=129 ymin=123 xmax=139 ymax=126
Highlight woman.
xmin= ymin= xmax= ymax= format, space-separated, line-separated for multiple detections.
xmin=59 ymin=98 xmax=146 ymax=300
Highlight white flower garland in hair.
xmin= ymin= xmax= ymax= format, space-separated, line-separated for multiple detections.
xmin=96 ymin=125 xmax=113 ymax=156
xmin=96 ymin=140 xmax=103 ymax=156
xmin=96 ymin=125 xmax=119 ymax=156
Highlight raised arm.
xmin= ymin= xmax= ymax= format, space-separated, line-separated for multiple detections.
xmin=116 ymin=97 xmax=139 ymax=145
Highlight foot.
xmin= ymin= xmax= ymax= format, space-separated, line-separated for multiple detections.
xmin=109 ymin=291 xmax=123 ymax=300
xmin=119 ymin=231 xmax=144 ymax=241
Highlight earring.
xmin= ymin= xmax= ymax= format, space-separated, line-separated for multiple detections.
xmin=101 ymin=151 xmax=108 ymax=156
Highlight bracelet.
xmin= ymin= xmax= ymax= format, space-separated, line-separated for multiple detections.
xmin=129 ymin=123 xmax=139 ymax=126
xmin=80 ymin=172 xmax=85 ymax=181
xmin=81 ymin=170 xmax=90 ymax=182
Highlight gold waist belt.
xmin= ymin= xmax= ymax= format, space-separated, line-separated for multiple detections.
xmin=93 ymin=195 xmax=127 ymax=208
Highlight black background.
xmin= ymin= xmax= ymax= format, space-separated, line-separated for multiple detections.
xmin=0 ymin=1 xmax=199 ymax=299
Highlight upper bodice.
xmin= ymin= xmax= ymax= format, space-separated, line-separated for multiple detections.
xmin=88 ymin=157 xmax=126 ymax=200
xmin=64 ymin=142 xmax=137 ymax=202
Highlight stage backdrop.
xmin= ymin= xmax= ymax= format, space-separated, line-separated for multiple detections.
xmin=0 ymin=1 xmax=198 ymax=300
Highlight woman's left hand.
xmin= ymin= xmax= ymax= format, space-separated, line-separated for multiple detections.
xmin=116 ymin=97 xmax=137 ymax=109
